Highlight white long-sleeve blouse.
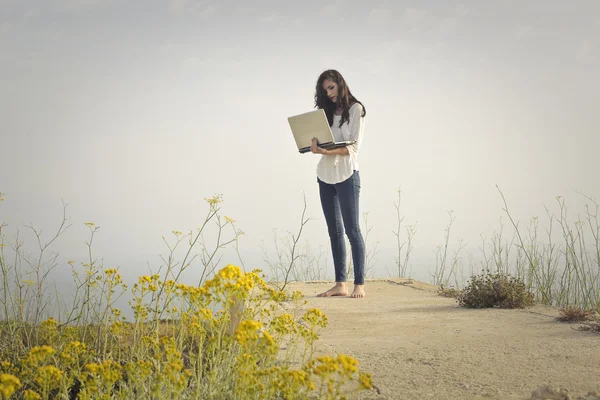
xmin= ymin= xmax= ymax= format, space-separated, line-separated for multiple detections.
xmin=316 ymin=102 xmax=365 ymax=184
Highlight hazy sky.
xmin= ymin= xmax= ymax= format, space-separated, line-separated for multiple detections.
xmin=1 ymin=0 xmax=599 ymax=284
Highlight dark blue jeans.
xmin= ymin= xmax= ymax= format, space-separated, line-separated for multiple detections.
xmin=317 ymin=171 xmax=365 ymax=285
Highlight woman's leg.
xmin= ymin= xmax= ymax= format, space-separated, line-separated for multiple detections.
xmin=317 ymin=178 xmax=349 ymax=297
xmin=336 ymin=171 xmax=366 ymax=297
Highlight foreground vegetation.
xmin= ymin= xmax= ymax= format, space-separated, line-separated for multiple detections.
xmin=0 ymin=195 xmax=371 ymax=399
xmin=1 ymin=184 xmax=599 ymax=397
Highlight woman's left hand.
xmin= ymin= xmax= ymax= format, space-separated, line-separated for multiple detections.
xmin=311 ymin=137 xmax=324 ymax=154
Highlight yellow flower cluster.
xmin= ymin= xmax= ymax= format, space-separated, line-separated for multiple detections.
xmin=270 ymin=313 xmax=297 ymax=335
xmin=0 ymin=264 xmax=372 ymax=399
xmin=204 ymin=194 xmax=223 ymax=206
xmin=40 ymin=318 xmax=57 ymax=329
xmin=34 ymin=365 xmax=63 ymax=390
xmin=59 ymin=341 xmax=88 ymax=366
xmin=235 ymin=320 xmax=263 ymax=346
xmin=157 ymin=337 xmax=192 ymax=392
xmin=23 ymin=389 xmax=42 ymax=400
xmin=176 ymin=283 xmax=210 ymax=307
xmin=138 ymin=274 xmax=160 ymax=284
xmin=39 ymin=318 xmax=58 ymax=344
xmin=359 ymin=372 xmax=373 ymax=390
xmin=124 ymin=360 xmax=153 ymax=382
xmin=305 ymin=353 xmax=371 ymax=397
xmin=24 ymin=346 xmax=56 ymax=366
xmin=83 ymin=359 xmax=122 ymax=392
xmin=0 ymin=374 xmax=21 ymax=399
xmin=202 ymin=264 xmax=260 ymax=301
xmin=303 ymin=308 xmax=329 ymax=328
xmin=0 ymin=362 xmax=16 ymax=376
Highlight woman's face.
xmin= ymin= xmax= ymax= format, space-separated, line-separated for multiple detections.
xmin=322 ymin=79 xmax=339 ymax=103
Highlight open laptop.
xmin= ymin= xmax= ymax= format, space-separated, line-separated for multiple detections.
xmin=287 ymin=109 xmax=356 ymax=154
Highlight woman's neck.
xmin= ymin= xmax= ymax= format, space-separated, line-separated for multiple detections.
xmin=334 ymin=101 xmax=354 ymax=115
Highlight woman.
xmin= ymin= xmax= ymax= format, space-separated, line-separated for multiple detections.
xmin=310 ymin=69 xmax=367 ymax=298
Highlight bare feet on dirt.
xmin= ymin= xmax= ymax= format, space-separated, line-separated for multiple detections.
xmin=351 ymin=284 xmax=366 ymax=298
xmin=317 ymin=282 xmax=349 ymax=297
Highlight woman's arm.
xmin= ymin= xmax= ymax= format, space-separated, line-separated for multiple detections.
xmin=322 ymin=147 xmax=349 ymax=155
xmin=346 ymin=104 xmax=364 ymax=158
xmin=310 ymin=138 xmax=350 ymax=155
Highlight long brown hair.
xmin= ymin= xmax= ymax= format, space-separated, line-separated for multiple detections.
xmin=314 ymin=69 xmax=366 ymax=128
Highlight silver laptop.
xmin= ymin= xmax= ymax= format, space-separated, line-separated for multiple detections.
xmin=287 ymin=109 xmax=356 ymax=154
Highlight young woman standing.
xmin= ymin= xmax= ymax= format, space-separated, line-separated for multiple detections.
xmin=310 ymin=69 xmax=367 ymax=298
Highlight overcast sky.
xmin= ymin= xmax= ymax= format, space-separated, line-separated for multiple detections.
xmin=1 ymin=0 xmax=599 ymax=285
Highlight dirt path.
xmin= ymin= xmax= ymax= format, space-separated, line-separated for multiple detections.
xmin=286 ymin=279 xmax=600 ymax=400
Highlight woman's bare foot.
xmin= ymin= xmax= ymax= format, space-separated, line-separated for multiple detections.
xmin=317 ymin=282 xmax=348 ymax=297
xmin=351 ymin=284 xmax=366 ymax=298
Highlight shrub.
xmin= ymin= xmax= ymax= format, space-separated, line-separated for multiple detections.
xmin=457 ymin=272 xmax=534 ymax=309
xmin=556 ymin=307 xmax=596 ymax=322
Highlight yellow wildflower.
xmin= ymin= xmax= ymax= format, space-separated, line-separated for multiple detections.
xmin=235 ymin=320 xmax=263 ymax=345
xmin=270 ymin=313 xmax=297 ymax=335
xmin=204 ymin=194 xmax=222 ymax=206
xmin=311 ymin=355 xmax=340 ymax=376
xmin=1 ymin=361 xmax=14 ymax=372
xmin=41 ymin=317 xmax=57 ymax=329
xmin=0 ymin=374 xmax=21 ymax=399
xmin=199 ymin=308 xmax=213 ymax=321
xmin=292 ymin=290 xmax=304 ymax=301
xmin=359 ymin=372 xmax=373 ymax=390
xmin=337 ymin=354 xmax=359 ymax=375
xmin=34 ymin=365 xmax=63 ymax=389
xmin=24 ymin=389 xmax=42 ymax=400
xmin=217 ymin=264 xmax=242 ymax=280
xmin=25 ymin=346 xmax=56 ymax=366
xmin=303 ymin=308 xmax=328 ymax=328
xmin=85 ymin=360 xmax=122 ymax=385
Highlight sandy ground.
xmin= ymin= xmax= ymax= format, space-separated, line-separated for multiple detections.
xmin=285 ymin=279 xmax=600 ymax=400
